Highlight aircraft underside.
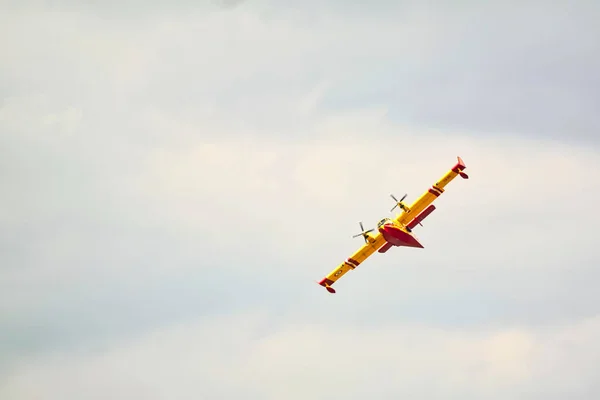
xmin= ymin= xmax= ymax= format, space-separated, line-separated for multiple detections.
xmin=379 ymin=224 xmax=424 ymax=248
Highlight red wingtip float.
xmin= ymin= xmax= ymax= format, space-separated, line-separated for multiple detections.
xmin=317 ymin=156 xmax=469 ymax=293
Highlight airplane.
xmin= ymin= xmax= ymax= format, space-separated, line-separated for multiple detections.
xmin=317 ymin=156 xmax=469 ymax=294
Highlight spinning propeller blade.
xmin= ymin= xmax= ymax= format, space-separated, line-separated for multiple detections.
xmin=390 ymin=193 xmax=408 ymax=212
xmin=352 ymin=221 xmax=374 ymax=243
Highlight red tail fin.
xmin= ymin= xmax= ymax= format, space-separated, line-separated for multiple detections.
xmin=453 ymin=156 xmax=469 ymax=179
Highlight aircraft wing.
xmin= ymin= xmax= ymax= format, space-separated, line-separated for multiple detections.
xmin=317 ymin=231 xmax=388 ymax=293
xmin=394 ymin=156 xmax=468 ymax=227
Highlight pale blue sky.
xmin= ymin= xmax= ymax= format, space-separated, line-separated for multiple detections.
xmin=1 ymin=1 xmax=600 ymax=399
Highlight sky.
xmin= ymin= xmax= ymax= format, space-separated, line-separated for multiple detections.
xmin=1 ymin=0 xmax=600 ymax=398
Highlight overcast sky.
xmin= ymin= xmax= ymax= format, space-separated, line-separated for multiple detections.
xmin=1 ymin=1 xmax=600 ymax=399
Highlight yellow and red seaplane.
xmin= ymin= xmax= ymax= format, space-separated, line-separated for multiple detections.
xmin=317 ymin=156 xmax=469 ymax=293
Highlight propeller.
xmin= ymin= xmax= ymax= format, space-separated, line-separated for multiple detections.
xmin=390 ymin=193 xmax=408 ymax=212
xmin=352 ymin=221 xmax=374 ymax=243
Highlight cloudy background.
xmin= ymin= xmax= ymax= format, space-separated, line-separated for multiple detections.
xmin=1 ymin=0 xmax=600 ymax=398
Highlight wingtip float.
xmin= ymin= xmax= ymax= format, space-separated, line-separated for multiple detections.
xmin=317 ymin=156 xmax=469 ymax=294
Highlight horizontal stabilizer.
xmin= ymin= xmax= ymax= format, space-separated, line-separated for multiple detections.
xmin=407 ymin=205 xmax=436 ymax=230
xmin=317 ymin=278 xmax=336 ymax=293
xmin=453 ymin=156 xmax=469 ymax=179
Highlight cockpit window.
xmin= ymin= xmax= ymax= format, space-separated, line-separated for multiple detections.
xmin=377 ymin=218 xmax=390 ymax=228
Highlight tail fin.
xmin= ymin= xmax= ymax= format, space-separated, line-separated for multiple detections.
xmin=452 ymin=156 xmax=469 ymax=179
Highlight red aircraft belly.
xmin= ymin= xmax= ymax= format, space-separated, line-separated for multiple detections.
xmin=379 ymin=224 xmax=424 ymax=248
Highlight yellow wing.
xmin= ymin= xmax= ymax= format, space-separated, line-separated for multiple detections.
xmin=394 ymin=156 xmax=469 ymax=227
xmin=317 ymin=231 xmax=388 ymax=293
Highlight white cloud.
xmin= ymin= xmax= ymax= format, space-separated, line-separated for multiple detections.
xmin=1 ymin=2 xmax=600 ymax=397
xmin=131 ymin=114 xmax=600 ymax=266
xmin=0 ymin=95 xmax=81 ymax=136
xmin=2 ymin=94 xmax=599 ymax=323
xmin=2 ymin=312 xmax=599 ymax=399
